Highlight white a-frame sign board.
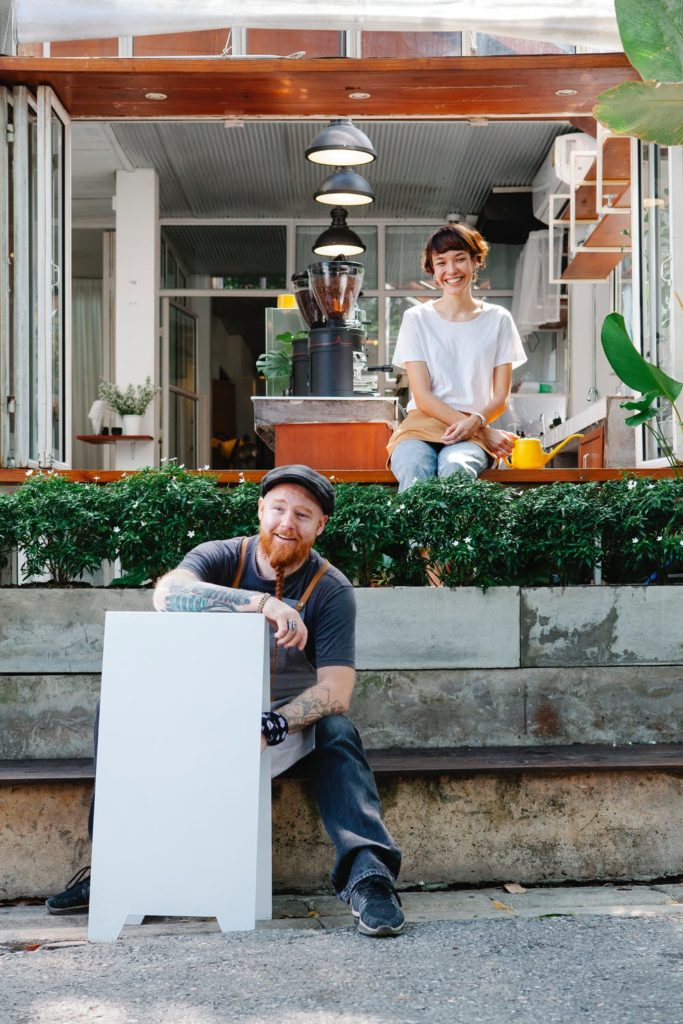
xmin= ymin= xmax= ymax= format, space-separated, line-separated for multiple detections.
xmin=88 ymin=612 xmax=271 ymax=942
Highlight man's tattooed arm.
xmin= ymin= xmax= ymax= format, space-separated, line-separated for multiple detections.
xmin=154 ymin=568 xmax=261 ymax=614
xmin=280 ymin=667 xmax=356 ymax=732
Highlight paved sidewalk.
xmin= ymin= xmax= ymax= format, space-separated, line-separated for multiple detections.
xmin=3 ymin=883 xmax=683 ymax=1024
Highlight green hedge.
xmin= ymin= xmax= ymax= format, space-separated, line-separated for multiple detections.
xmin=1 ymin=465 xmax=682 ymax=587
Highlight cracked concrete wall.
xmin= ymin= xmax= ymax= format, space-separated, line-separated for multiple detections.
xmin=1 ymin=587 xmax=682 ymax=757
xmin=4 ymin=665 xmax=683 ymax=758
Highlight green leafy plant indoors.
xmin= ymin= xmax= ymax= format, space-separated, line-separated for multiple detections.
xmin=13 ymin=472 xmax=112 ymax=584
xmin=601 ymin=312 xmax=682 ymax=467
xmin=255 ymin=331 xmax=307 ymax=394
xmin=98 ymin=376 xmax=159 ymax=416
xmin=593 ymin=0 xmax=683 ymax=145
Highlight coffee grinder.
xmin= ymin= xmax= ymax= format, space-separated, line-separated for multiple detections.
xmin=305 ymin=260 xmax=365 ymax=397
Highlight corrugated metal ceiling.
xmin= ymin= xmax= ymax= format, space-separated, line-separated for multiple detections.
xmin=110 ymin=119 xmax=571 ymax=274
xmin=112 ymin=119 xmax=570 ymax=220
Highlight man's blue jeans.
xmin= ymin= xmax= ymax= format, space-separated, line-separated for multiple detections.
xmin=302 ymin=714 xmax=401 ymax=901
xmin=391 ymin=439 xmax=491 ymax=492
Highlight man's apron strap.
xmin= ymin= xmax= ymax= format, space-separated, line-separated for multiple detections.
xmin=296 ymin=561 xmax=330 ymax=610
xmin=230 ymin=535 xmax=330 ymax=609
xmin=230 ymin=537 xmax=249 ymax=588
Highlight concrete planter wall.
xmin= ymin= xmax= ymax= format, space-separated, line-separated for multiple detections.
xmin=2 ymin=585 xmax=683 ymax=896
xmin=1 ymin=586 xmax=682 ymax=758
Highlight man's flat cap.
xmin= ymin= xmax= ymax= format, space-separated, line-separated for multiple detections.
xmin=260 ymin=465 xmax=335 ymax=516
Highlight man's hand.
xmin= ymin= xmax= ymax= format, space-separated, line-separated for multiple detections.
xmin=441 ymin=414 xmax=481 ymax=445
xmin=261 ymin=596 xmax=308 ymax=650
xmin=483 ymin=426 xmax=517 ymax=458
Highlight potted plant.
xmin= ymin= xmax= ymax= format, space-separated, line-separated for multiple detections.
xmin=98 ymin=376 xmax=159 ymax=435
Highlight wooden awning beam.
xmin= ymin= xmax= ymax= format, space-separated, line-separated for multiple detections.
xmin=0 ymin=53 xmax=637 ymax=120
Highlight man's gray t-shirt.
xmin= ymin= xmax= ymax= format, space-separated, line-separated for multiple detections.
xmin=179 ymin=536 xmax=355 ymax=699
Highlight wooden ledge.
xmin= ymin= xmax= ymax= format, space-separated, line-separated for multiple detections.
xmin=5 ymin=744 xmax=683 ymax=785
xmin=1 ymin=466 xmax=680 ymax=487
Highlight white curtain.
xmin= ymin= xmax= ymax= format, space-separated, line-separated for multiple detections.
xmin=72 ymin=279 xmax=103 ymax=470
xmin=13 ymin=0 xmax=621 ymax=49
xmin=512 ymin=230 xmax=562 ymax=336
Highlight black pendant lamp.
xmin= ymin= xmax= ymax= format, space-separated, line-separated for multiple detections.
xmin=305 ymin=119 xmax=377 ymax=167
xmin=314 ymin=167 xmax=375 ymax=207
xmin=312 ymin=207 xmax=366 ymax=258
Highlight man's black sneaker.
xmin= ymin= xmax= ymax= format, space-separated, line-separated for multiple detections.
xmin=45 ymin=866 xmax=91 ymax=915
xmin=349 ymin=876 xmax=405 ymax=937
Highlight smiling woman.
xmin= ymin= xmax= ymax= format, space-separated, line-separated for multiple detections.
xmin=387 ymin=223 xmax=527 ymax=492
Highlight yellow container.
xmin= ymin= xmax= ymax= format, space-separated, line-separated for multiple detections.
xmin=277 ymin=294 xmax=298 ymax=309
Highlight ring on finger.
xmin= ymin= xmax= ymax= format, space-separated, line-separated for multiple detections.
xmin=287 ymin=619 xmax=297 ymax=632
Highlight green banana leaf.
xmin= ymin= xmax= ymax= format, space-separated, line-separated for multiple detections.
xmin=614 ymin=0 xmax=683 ymax=83
xmin=620 ymin=390 xmax=659 ymax=426
xmin=593 ymin=81 xmax=683 ymax=146
xmin=601 ymin=312 xmax=683 ymax=404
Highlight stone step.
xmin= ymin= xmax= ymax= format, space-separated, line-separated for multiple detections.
xmin=3 ymin=746 xmax=683 ymax=899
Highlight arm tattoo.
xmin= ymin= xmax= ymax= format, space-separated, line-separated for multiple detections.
xmin=158 ymin=576 xmax=255 ymax=613
xmin=280 ymin=687 xmax=345 ymax=732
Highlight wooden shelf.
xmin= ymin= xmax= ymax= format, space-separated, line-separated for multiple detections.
xmin=562 ymin=249 xmax=626 ymax=281
xmin=76 ymin=434 xmax=153 ymax=445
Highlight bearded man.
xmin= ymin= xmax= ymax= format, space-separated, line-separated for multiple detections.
xmin=152 ymin=464 xmax=404 ymax=937
xmin=46 ymin=465 xmax=403 ymax=936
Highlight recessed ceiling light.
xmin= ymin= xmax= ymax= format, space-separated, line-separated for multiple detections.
xmin=555 ymin=88 xmax=578 ymax=96
xmin=145 ymin=92 xmax=167 ymax=101
xmin=348 ymin=91 xmax=371 ymax=100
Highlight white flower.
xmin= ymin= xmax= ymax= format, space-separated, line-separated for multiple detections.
xmin=627 ymin=479 xmax=636 ymax=490
xmin=25 ymin=469 xmax=33 ymax=476
xmin=187 ymin=530 xmax=195 ymax=538
xmin=657 ymin=535 xmax=663 ymax=541
xmin=631 ymin=538 xmax=638 ymax=544
xmin=452 ymin=540 xmax=459 ymax=547
xmin=113 ymin=526 xmax=120 ymax=534
xmin=93 ymin=475 xmax=100 ymax=481
xmin=202 ymin=465 xmax=209 ymax=471
xmin=464 ymin=536 xmax=472 ymax=544
xmin=398 ymin=504 xmax=405 ymax=511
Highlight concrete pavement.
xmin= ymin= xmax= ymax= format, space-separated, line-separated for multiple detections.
xmin=3 ymin=883 xmax=683 ymax=1024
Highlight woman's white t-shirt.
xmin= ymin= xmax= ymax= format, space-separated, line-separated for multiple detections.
xmin=393 ymin=300 xmax=527 ymax=414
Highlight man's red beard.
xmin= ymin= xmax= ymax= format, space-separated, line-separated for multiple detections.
xmin=259 ymin=526 xmax=313 ymax=571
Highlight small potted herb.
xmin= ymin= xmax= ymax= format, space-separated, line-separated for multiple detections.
xmin=98 ymin=377 xmax=159 ymax=435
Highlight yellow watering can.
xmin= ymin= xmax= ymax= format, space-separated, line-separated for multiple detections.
xmin=502 ymin=434 xmax=584 ymax=469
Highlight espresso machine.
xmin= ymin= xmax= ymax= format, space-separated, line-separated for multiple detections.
xmin=291 ymin=260 xmax=368 ymax=397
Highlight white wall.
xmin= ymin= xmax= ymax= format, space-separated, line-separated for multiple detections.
xmin=567 ymin=280 xmax=620 ymax=419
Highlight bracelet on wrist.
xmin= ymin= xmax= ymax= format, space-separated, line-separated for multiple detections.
xmin=473 ymin=411 xmax=486 ymax=427
xmin=256 ymin=592 xmax=271 ymax=614
xmin=261 ymin=711 xmax=289 ymax=746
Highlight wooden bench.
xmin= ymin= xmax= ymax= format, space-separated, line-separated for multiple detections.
xmin=4 ymin=743 xmax=683 ymax=785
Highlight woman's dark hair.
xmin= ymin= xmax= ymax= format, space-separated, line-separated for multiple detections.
xmin=422 ymin=224 xmax=489 ymax=275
